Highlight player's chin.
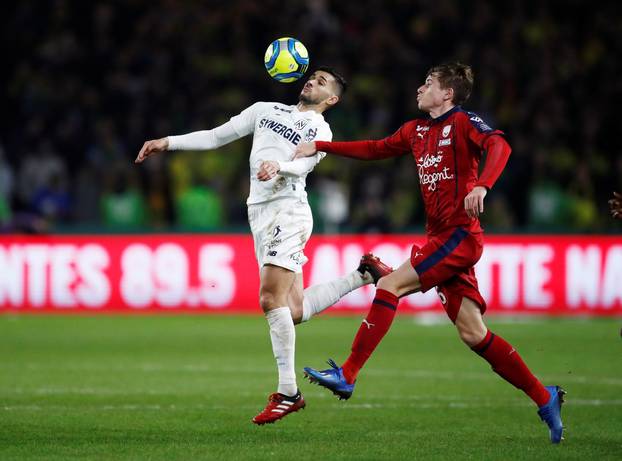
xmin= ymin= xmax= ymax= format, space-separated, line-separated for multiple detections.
xmin=299 ymin=94 xmax=313 ymax=104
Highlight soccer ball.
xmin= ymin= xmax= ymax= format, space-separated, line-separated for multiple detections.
xmin=264 ymin=37 xmax=309 ymax=83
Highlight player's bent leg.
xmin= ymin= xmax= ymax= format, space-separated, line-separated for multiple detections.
xmin=454 ymin=297 xmax=487 ymax=347
xmin=376 ymin=259 xmax=423 ymax=298
xmin=298 ymin=254 xmax=390 ymax=324
xmin=304 ymin=259 xmax=419 ymax=399
xmin=287 ymin=273 xmax=304 ymax=324
xmin=259 ymin=264 xmax=296 ymax=313
xmin=457 ymin=297 xmax=565 ymax=443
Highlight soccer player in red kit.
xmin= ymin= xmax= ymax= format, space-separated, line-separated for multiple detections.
xmin=295 ymin=63 xmax=565 ymax=443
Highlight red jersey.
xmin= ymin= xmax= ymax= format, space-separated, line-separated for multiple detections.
xmin=315 ymin=106 xmax=511 ymax=235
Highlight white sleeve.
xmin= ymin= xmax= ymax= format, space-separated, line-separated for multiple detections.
xmin=167 ymin=102 xmax=264 ymax=151
xmin=278 ymin=123 xmax=332 ymax=177
xmin=278 ymin=155 xmax=322 ymax=177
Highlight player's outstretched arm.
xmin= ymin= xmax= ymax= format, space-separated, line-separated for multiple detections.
xmin=609 ymin=191 xmax=622 ymax=219
xmin=135 ymin=138 xmax=169 ymax=163
xmin=294 ymin=142 xmax=317 ymax=159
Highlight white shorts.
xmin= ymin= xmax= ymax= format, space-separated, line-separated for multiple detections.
xmin=248 ymin=198 xmax=313 ymax=273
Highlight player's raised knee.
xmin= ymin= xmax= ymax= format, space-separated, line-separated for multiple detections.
xmin=457 ymin=325 xmax=486 ymax=347
xmin=376 ymin=275 xmax=396 ymax=293
xmin=259 ymin=292 xmax=278 ymax=312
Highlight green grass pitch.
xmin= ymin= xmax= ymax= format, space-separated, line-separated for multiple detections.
xmin=1 ymin=314 xmax=621 ymax=460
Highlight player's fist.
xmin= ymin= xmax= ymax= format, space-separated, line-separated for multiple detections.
xmin=609 ymin=191 xmax=622 ymax=219
xmin=257 ymin=160 xmax=280 ymax=181
xmin=135 ymin=138 xmax=169 ymax=163
xmin=294 ymin=142 xmax=317 ymax=159
xmin=464 ymin=186 xmax=487 ymax=218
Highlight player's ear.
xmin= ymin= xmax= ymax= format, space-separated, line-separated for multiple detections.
xmin=444 ymin=87 xmax=454 ymax=103
xmin=325 ymin=94 xmax=339 ymax=107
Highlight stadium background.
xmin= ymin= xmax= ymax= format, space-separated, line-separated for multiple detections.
xmin=1 ymin=0 xmax=620 ymax=316
xmin=2 ymin=2 xmax=621 ymax=459
xmin=2 ymin=1 xmax=621 ymax=235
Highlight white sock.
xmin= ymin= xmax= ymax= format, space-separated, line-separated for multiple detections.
xmin=301 ymin=270 xmax=371 ymax=322
xmin=266 ymin=307 xmax=297 ymax=396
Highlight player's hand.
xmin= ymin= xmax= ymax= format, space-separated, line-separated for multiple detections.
xmin=464 ymin=186 xmax=487 ymax=218
xmin=135 ymin=138 xmax=168 ymax=163
xmin=609 ymin=191 xmax=622 ymax=219
xmin=257 ymin=160 xmax=280 ymax=181
xmin=294 ymin=142 xmax=317 ymax=159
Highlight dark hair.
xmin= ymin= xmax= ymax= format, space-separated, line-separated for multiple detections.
xmin=427 ymin=62 xmax=473 ymax=105
xmin=314 ymin=66 xmax=348 ymax=96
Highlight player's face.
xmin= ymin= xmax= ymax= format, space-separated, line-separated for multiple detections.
xmin=416 ymin=74 xmax=452 ymax=112
xmin=299 ymin=71 xmax=339 ymax=106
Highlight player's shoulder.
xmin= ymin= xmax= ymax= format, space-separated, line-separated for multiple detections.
xmin=399 ymin=119 xmax=426 ymax=134
xmin=245 ymin=101 xmax=292 ymax=116
xmin=456 ymin=108 xmax=495 ymax=133
xmin=263 ymin=101 xmax=296 ymax=114
xmin=305 ymin=110 xmax=331 ymax=131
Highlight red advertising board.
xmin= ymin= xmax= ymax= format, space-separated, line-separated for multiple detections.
xmin=0 ymin=234 xmax=620 ymax=315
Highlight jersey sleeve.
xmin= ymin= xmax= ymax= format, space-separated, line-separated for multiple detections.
xmin=167 ymin=122 xmax=241 ymax=150
xmin=229 ymin=102 xmax=267 ymax=137
xmin=475 ymin=135 xmax=512 ymax=190
xmin=315 ymin=123 xmax=411 ymax=160
xmin=167 ymin=102 xmax=266 ymax=151
xmin=462 ymin=111 xmax=504 ymax=149
xmin=279 ymin=121 xmax=332 ymax=177
xmin=313 ymin=122 xmax=333 ymax=162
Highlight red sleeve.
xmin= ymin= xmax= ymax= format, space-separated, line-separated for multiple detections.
xmin=475 ymin=135 xmax=511 ymax=189
xmin=315 ymin=124 xmax=411 ymax=160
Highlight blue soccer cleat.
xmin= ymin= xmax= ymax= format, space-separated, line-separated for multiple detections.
xmin=537 ymin=385 xmax=566 ymax=443
xmin=303 ymin=359 xmax=355 ymax=400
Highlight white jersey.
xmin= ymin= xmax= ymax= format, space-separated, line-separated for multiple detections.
xmin=167 ymin=101 xmax=332 ymax=205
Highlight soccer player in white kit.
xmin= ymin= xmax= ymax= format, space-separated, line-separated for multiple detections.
xmin=135 ymin=67 xmax=393 ymax=425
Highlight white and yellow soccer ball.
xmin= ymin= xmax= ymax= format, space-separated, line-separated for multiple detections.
xmin=264 ymin=37 xmax=309 ymax=83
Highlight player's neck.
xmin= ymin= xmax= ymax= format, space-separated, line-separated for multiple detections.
xmin=429 ymin=103 xmax=456 ymax=119
xmin=296 ymin=102 xmax=325 ymax=114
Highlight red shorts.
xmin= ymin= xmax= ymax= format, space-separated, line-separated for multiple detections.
xmin=410 ymin=227 xmax=486 ymax=323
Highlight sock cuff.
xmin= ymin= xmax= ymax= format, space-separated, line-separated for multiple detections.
xmin=374 ymin=289 xmax=399 ymax=310
xmin=266 ymin=306 xmax=291 ymax=320
xmin=471 ymin=329 xmax=494 ymax=354
xmin=301 ymin=301 xmax=312 ymax=323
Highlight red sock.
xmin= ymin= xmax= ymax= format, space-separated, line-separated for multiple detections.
xmin=472 ymin=330 xmax=550 ymax=407
xmin=342 ymin=289 xmax=398 ymax=384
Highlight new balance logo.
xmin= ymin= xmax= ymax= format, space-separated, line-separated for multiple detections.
xmin=362 ymin=319 xmax=375 ymax=329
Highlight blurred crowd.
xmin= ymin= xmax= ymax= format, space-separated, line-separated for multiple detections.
xmin=2 ymin=0 xmax=620 ymax=234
